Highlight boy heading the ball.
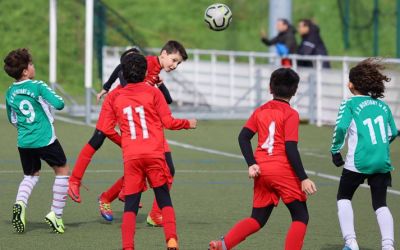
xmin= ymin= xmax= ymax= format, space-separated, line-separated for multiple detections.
xmin=209 ymin=68 xmax=317 ymax=250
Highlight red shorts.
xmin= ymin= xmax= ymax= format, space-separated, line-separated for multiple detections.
xmin=123 ymin=158 xmax=172 ymax=195
xmin=253 ymin=175 xmax=307 ymax=207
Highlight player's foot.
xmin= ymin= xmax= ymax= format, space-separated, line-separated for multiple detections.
xmin=45 ymin=211 xmax=65 ymax=234
xmin=209 ymin=240 xmax=224 ymax=250
xmin=68 ymin=180 xmax=81 ymax=203
xmin=146 ymin=210 xmax=163 ymax=227
xmin=167 ymin=238 xmax=178 ymax=250
xmin=98 ymin=195 xmax=113 ymax=222
xmin=342 ymin=239 xmax=359 ymax=250
xmin=12 ymin=201 xmax=26 ymax=233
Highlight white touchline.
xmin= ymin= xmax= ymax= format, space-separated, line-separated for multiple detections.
xmin=2 ymin=112 xmax=400 ymax=196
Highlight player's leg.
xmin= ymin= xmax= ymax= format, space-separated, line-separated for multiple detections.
xmin=41 ymin=139 xmax=69 ymax=234
xmin=69 ymin=129 xmax=106 ymax=202
xmin=122 ymin=192 xmax=142 ymax=250
xmin=284 ymin=200 xmax=309 ymax=250
xmin=209 ymin=176 xmax=276 ymax=250
xmin=369 ymin=173 xmax=394 ymax=250
xmin=337 ymin=169 xmax=364 ymax=250
xmin=153 ymin=184 xmax=179 ymax=250
xmin=147 ymin=152 xmax=175 ymax=227
xmin=13 ymin=148 xmax=41 ymax=233
xmin=98 ymin=176 xmax=124 ymax=221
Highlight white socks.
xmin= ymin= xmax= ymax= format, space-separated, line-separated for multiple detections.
xmin=337 ymin=199 xmax=356 ymax=242
xmin=375 ymin=206 xmax=394 ymax=248
xmin=16 ymin=175 xmax=39 ymax=207
xmin=51 ymin=176 xmax=69 ymax=218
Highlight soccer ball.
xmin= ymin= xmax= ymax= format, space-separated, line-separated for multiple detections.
xmin=204 ymin=3 xmax=232 ymax=31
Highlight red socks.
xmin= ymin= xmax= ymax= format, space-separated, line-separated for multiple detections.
xmin=70 ymin=143 xmax=96 ymax=183
xmin=161 ymin=206 xmax=177 ymax=242
xmin=285 ymin=221 xmax=307 ymax=250
xmin=101 ymin=176 xmax=124 ymax=202
xmin=121 ymin=211 xmax=136 ymax=250
xmin=224 ymin=218 xmax=261 ymax=249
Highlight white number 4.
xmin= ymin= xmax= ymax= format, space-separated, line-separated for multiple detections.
xmin=261 ymin=121 xmax=275 ymax=155
xmin=363 ymin=115 xmax=387 ymax=145
xmin=123 ymin=105 xmax=149 ymax=140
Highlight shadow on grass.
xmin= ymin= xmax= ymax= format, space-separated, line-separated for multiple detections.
xmin=320 ymin=244 xmax=375 ymax=250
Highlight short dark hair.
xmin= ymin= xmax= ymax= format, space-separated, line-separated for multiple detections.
xmin=161 ymin=40 xmax=188 ymax=61
xmin=121 ymin=53 xmax=147 ymax=84
xmin=278 ymin=18 xmax=290 ymax=26
xmin=120 ymin=47 xmax=141 ymax=62
xmin=4 ymin=48 xmax=32 ymax=79
xmin=269 ymin=68 xmax=300 ymax=98
xmin=349 ymin=58 xmax=389 ymax=99
xmin=299 ymin=19 xmax=313 ymax=28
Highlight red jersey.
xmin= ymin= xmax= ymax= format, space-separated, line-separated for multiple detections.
xmin=96 ymin=85 xmax=122 ymax=135
xmin=111 ymin=82 xmax=190 ymax=162
xmin=145 ymin=55 xmax=162 ymax=85
xmin=244 ymin=99 xmax=299 ymax=177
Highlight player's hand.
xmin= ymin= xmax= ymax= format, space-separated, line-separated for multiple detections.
xmin=188 ymin=119 xmax=197 ymax=129
xmin=248 ymin=164 xmax=260 ymax=179
xmin=260 ymin=29 xmax=267 ymax=38
xmin=301 ymin=179 xmax=317 ymax=195
xmin=332 ymin=152 xmax=345 ymax=167
xmin=96 ymin=89 xmax=108 ymax=103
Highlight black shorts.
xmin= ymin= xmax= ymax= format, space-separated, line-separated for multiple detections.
xmin=337 ymin=168 xmax=392 ymax=200
xmin=18 ymin=139 xmax=67 ymax=175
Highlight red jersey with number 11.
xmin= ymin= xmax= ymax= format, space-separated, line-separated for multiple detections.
xmin=244 ymin=99 xmax=299 ymax=177
xmin=112 ymin=82 xmax=190 ymax=162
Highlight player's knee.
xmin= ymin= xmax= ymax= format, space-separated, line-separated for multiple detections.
xmin=251 ymin=206 xmax=273 ymax=227
xmin=124 ymin=193 xmax=141 ymax=215
xmin=336 ymin=192 xmax=353 ymax=201
xmin=154 ymin=184 xmax=172 ymax=209
xmin=54 ymin=165 xmax=69 ymax=175
xmin=165 ymin=152 xmax=175 ymax=177
xmin=88 ymin=129 xmax=106 ymax=150
xmin=286 ymin=201 xmax=309 ymax=225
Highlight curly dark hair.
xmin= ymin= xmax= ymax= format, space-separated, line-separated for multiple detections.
xmin=4 ymin=48 xmax=32 ymax=80
xmin=349 ymin=58 xmax=390 ymax=99
xmin=121 ymin=52 xmax=147 ymax=84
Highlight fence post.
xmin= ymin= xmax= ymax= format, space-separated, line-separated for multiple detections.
xmin=193 ymin=49 xmax=200 ymax=107
xmin=342 ymin=58 xmax=349 ymax=100
xmin=255 ymin=68 xmax=262 ymax=107
xmin=316 ymin=56 xmax=323 ymax=127
xmin=229 ymin=51 xmax=235 ymax=109
xmin=211 ymin=52 xmax=217 ymax=107
xmin=249 ymin=53 xmax=256 ymax=107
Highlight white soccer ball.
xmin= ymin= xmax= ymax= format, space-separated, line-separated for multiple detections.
xmin=204 ymin=3 xmax=232 ymax=31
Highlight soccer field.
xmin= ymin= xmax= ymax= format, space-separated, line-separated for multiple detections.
xmin=0 ymin=109 xmax=399 ymax=250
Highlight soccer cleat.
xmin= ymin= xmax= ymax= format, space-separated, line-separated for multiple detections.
xmin=68 ymin=180 xmax=81 ymax=203
xmin=12 ymin=201 xmax=26 ymax=233
xmin=209 ymin=240 xmax=223 ymax=250
xmin=167 ymin=238 xmax=178 ymax=250
xmin=45 ymin=211 xmax=65 ymax=234
xmin=98 ymin=196 xmax=113 ymax=222
xmin=342 ymin=239 xmax=359 ymax=250
xmin=146 ymin=211 xmax=163 ymax=227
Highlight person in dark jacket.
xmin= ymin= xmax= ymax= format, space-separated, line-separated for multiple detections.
xmin=261 ymin=18 xmax=297 ymax=55
xmin=297 ymin=19 xmax=330 ymax=68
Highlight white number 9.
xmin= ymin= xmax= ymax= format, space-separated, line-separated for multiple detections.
xmin=19 ymin=100 xmax=35 ymax=123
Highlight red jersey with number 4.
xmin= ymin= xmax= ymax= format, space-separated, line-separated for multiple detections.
xmin=112 ymin=82 xmax=190 ymax=162
xmin=244 ymin=99 xmax=299 ymax=177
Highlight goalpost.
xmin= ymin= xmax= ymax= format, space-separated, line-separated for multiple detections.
xmin=49 ymin=0 xmax=94 ymax=124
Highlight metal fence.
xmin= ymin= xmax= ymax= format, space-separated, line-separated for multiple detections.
xmin=101 ymin=47 xmax=400 ymax=126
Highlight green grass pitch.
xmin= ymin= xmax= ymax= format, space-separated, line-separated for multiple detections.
xmin=0 ymin=109 xmax=399 ymax=249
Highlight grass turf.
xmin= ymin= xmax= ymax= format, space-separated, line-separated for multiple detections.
xmin=0 ymin=109 xmax=399 ymax=249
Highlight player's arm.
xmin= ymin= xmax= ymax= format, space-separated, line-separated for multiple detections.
xmin=238 ymin=127 xmax=257 ymax=166
xmin=103 ymin=64 xmax=121 ymax=92
xmin=38 ymin=82 xmax=64 ymax=110
xmin=155 ymin=90 xmax=194 ymax=129
xmin=99 ymin=94 xmax=120 ymax=139
xmin=157 ymin=83 xmax=173 ymax=104
xmin=387 ymin=106 xmax=398 ymax=143
xmin=330 ymin=100 xmax=352 ymax=166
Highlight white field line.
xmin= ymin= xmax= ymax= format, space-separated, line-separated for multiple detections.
xmin=4 ymin=113 xmax=400 ymax=196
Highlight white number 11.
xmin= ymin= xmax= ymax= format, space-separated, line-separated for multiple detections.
xmin=123 ymin=105 xmax=149 ymax=140
xmin=363 ymin=115 xmax=387 ymax=145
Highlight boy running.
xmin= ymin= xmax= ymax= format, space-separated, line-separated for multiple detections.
xmin=209 ymin=68 xmax=317 ymax=250
xmin=109 ymin=51 xmax=196 ymax=250
xmin=4 ymin=48 xmax=69 ymax=234
xmin=331 ymin=58 xmax=398 ymax=250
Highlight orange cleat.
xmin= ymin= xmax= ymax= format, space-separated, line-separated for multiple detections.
xmin=68 ymin=180 xmax=81 ymax=203
xmin=146 ymin=209 xmax=163 ymax=227
xmin=209 ymin=240 xmax=224 ymax=250
xmin=167 ymin=238 xmax=178 ymax=250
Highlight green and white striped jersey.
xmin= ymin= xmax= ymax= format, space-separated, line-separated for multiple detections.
xmin=5 ymin=79 xmax=64 ymax=148
xmin=331 ymin=96 xmax=398 ymax=174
